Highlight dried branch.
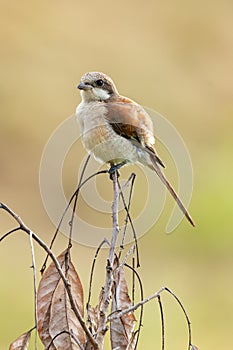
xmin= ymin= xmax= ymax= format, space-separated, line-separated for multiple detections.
xmin=124 ymin=263 xmax=144 ymax=349
xmin=107 ymin=287 xmax=167 ymax=321
xmin=1 ymin=163 xmax=197 ymax=349
xmin=47 ymin=330 xmax=85 ymax=350
xmin=95 ymin=171 xmax=120 ymax=348
xmin=0 ymin=202 xmax=98 ymax=349
xmin=68 ymin=154 xmax=91 ymax=246
xmin=132 ymin=257 xmax=135 ymax=306
xmin=108 ymin=285 xmax=194 ymax=350
xmin=109 ymin=171 xmax=120 ymax=265
xmin=118 ymin=244 xmax=136 ymax=269
xmin=110 ymin=256 xmax=136 ymax=350
xmin=157 ymin=295 xmax=165 ymax=350
xmin=40 ymin=154 xmax=108 ymax=273
xmin=87 ymin=238 xmax=110 ymax=310
xmin=29 ymin=231 xmax=38 ymax=349
xmin=117 ymin=173 xmax=140 ymax=267
xmin=164 ymin=287 xmax=192 ymax=350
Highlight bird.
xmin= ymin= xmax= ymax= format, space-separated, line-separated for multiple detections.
xmin=76 ymin=71 xmax=194 ymax=226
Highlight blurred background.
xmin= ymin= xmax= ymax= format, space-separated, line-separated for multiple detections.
xmin=1 ymin=0 xmax=233 ymax=348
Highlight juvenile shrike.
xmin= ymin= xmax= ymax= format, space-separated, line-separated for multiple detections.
xmin=76 ymin=72 xmax=194 ymax=226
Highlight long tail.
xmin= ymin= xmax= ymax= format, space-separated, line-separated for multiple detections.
xmin=149 ymin=154 xmax=195 ymax=227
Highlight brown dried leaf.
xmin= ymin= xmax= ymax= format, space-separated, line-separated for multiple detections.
xmin=49 ymin=259 xmax=85 ymax=350
xmin=85 ymin=287 xmax=104 ymax=350
xmin=110 ymin=257 xmax=136 ymax=350
xmin=37 ymin=250 xmax=84 ymax=349
xmin=87 ymin=287 xmax=104 ymax=337
xmin=87 ymin=305 xmax=99 ymax=335
xmin=9 ymin=330 xmax=31 ymax=350
xmin=37 ymin=250 xmax=67 ymax=349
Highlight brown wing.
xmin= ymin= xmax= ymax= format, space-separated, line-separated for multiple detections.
xmin=105 ymin=97 xmax=165 ymax=167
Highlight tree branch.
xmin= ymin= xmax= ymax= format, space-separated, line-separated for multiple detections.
xmin=0 ymin=202 xmax=98 ymax=349
xmin=108 ymin=287 xmax=166 ymax=321
xmin=95 ymin=171 xmax=120 ymax=348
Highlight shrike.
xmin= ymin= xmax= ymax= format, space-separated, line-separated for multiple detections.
xmin=76 ymin=72 xmax=194 ymax=226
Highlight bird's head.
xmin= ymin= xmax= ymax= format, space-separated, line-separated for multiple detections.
xmin=77 ymin=72 xmax=119 ymax=102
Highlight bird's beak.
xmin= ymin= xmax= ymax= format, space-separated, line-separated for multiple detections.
xmin=77 ymin=82 xmax=92 ymax=90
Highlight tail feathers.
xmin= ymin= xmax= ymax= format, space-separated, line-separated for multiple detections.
xmin=150 ymin=154 xmax=195 ymax=227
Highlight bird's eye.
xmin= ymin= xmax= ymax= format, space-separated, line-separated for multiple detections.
xmin=96 ymin=79 xmax=104 ymax=87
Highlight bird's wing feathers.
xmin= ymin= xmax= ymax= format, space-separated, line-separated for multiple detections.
xmin=105 ymin=98 xmax=165 ymax=167
xmin=105 ymin=98 xmax=194 ymax=225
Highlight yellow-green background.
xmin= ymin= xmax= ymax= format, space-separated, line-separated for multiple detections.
xmin=1 ymin=1 xmax=233 ymax=348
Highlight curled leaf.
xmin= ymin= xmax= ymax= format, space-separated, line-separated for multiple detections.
xmin=37 ymin=250 xmax=67 ymax=349
xmin=87 ymin=305 xmax=99 ymax=336
xmin=9 ymin=329 xmax=31 ymax=350
xmin=110 ymin=257 xmax=136 ymax=350
xmin=49 ymin=268 xmax=85 ymax=349
xmin=37 ymin=250 xmax=84 ymax=349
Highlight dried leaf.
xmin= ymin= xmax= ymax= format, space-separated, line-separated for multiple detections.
xmin=110 ymin=257 xmax=136 ymax=350
xmin=37 ymin=250 xmax=84 ymax=349
xmin=85 ymin=288 xmax=104 ymax=350
xmin=37 ymin=250 xmax=67 ymax=349
xmin=87 ymin=287 xmax=104 ymax=337
xmin=87 ymin=305 xmax=99 ymax=335
xmin=49 ymin=262 xmax=85 ymax=349
xmin=9 ymin=330 xmax=31 ymax=350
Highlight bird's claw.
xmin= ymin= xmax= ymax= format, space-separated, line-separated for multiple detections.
xmin=108 ymin=161 xmax=127 ymax=180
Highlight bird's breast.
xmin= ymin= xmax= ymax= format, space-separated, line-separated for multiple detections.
xmin=76 ymin=102 xmax=141 ymax=165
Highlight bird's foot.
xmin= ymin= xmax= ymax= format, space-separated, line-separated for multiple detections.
xmin=109 ymin=161 xmax=127 ymax=180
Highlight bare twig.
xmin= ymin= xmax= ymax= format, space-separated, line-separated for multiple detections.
xmin=157 ymin=295 xmax=165 ymax=350
xmin=164 ymin=287 xmax=192 ymax=350
xmin=47 ymin=330 xmax=85 ymax=350
xmin=117 ymin=174 xmax=140 ymax=267
xmin=0 ymin=227 xmax=21 ymax=241
xmin=109 ymin=171 xmax=120 ymax=265
xmin=87 ymin=238 xmax=110 ymax=310
xmin=1 ymin=160 xmax=196 ymax=350
xmin=118 ymin=244 xmax=136 ymax=269
xmin=107 ymin=285 xmax=193 ymax=350
xmin=29 ymin=231 xmax=38 ymax=350
xmin=68 ymin=154 xmax=91 ymax=246
xmin=124 ymin=263 xmax=144 ymax=349
xmin=95 ymin=171 xmax=120 ymax=349
xmin=70 ymin=329 xmax=85 ymax=350
xmin=108 ymin=287 xmax=166 ymax=321
xmin=40 ymin=155 xmax=108 ymax=274
xmin=118 ymin=172 xmax=136 ymax=249
xmin=0 ymin=202 xmax=98 ymax=349
xmin=132 ymin=257 xmax=135 ymax=306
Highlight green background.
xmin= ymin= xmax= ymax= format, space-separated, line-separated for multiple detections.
xmin=1 ymin=1 xmax=233 ymax=348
